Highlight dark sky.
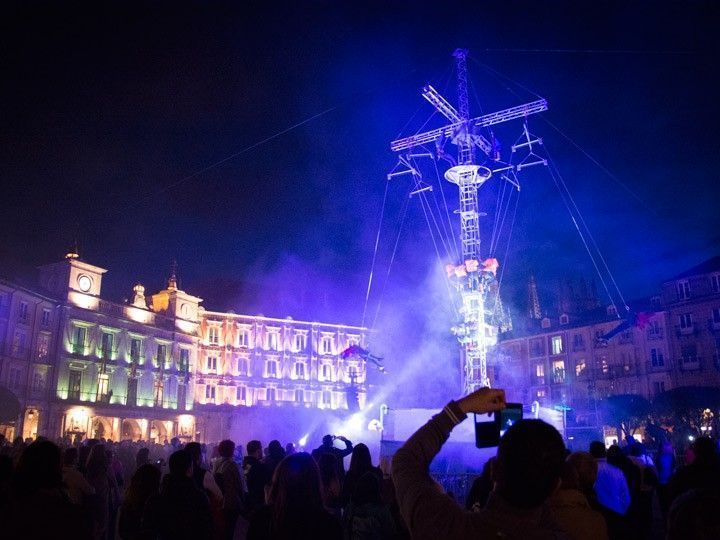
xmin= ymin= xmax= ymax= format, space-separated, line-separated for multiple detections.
xmin=2 ymin=0 xmax=719 ymax=324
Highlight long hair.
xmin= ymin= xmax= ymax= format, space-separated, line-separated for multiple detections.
xmin=267 ymin=452 xmax=325 ymax=532
xmin=348 ymin=443 xmax=372 ymax=474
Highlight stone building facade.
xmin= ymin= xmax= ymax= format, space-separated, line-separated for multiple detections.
xmin=493 ymin=256 xmax=720 ymax=437
xmin=0 ymin=254 xmax=367 ymax=443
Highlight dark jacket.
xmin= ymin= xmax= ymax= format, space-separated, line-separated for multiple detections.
xmin=213 ymin=457 xmax=244 ymax=513
xmin=142 ymin=473 xmax=212 ymax=540
xmin=343 ymin=501 xmax=396 ymax=540
xmin=247 ymin=504 xmax=342 ymax=540
xmin=391 ymin=403 xmax=569 ymax=540
xmin=342 ymin=466 xmax=383 ymax=506
xmin=548 ymin=488 xmax=609 ymax=540
xmin=667 ymin=458 xmax=720 ymax=506
xmin=244 ymin=456 xmax=271 ymax=512
xmin=315 ymin=440 xmax=353 ymax=477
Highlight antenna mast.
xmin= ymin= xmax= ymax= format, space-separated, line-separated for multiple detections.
xmin=390 ymin=49 xmax=548 ymax=393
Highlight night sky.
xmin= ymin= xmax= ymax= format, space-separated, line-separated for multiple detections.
xmin=2 ymin=1 xmax=719 ymax=326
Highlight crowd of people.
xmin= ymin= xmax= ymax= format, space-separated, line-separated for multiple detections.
xmin=0 ymin=430 xmax=403 ymax=540
xmin=0 ymin=386 xmax=719 ymax=539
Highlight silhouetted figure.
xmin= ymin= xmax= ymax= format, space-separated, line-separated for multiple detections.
xmin=548 ymin=456 xmax=608 ymax=540
xmin=118 ymin=464 xmax=160 ymax=540
xmin=213 ymin=440 xmax=245 ymax=539
xmin=86 ymin=443 xmax=119 ymax=540
xmin=247 ymin=452 xmax=342 ymax=540
xmin=136 ymin=447 xmax=150 ymax=470
xmin=244 ymin=440 xmax=271 ymax=513
xmin=590 ymin=441 xmax=631 ymax=516
xmin=3 ymin=440 xmax=90 ymax=540
xmin=342 ymin=443 xmax=382 ymax=507
xmin=142 ymin=449 xmax=212 ymax=539
xmin=263 ymin=440 xmax=285 ymax=478
xmin=392 ymin=388 xmax=567 ymax=539
xmin=667 ymin=488 xmax=720 ymax=539
xmin=62 ymin=446 xmax=95 ymax=506
xmin=667 ymin=436 xmax=720 ymax=507
xmin=343 ymin=471 xmax=395 ymax=539
xmin=315 ymin=435 xmax=353 ymax=478
xmin=317 ymin=453 xmax=343 ymax=516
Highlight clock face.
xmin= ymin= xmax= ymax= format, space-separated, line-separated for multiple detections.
xmin=77 ymin=274 xmax=92 ymax=292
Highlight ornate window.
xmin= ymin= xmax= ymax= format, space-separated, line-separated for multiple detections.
xmin=294 ymin=362 xmax=306 ymax=379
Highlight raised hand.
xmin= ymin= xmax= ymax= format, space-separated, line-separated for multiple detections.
xmin=457 ymin=387 xmax=506 ymax=415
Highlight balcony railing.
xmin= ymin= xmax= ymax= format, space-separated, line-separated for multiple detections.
xmin=679 ymin=356 xmax=701 ymax=370
xmin=98 ymin=347 xmax=118 ymax=360
xmin=99 ymin=300 xmax=125 ymax=318
xmin=676 ymin=325 xmax=697 ymax=337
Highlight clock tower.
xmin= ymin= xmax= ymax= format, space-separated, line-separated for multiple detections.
xmin=38 ymin=252 xmax=107 ymax=308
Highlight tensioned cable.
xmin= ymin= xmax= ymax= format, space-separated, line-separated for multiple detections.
xmin=549 ymin=157 xmax=629 ymax=311
xmin=542 ymin=119 xmax=654 ymax=214
xmin=481 ymin=48 xmax=694 ymax=56
xmin=418 ymin=179 xmax=455 ymax=266
xmin=429 ymin=183 xmax=457 ymax=261
xmin=470 ymin=55 xmax=654 ymax=212
xmin=364 ymin=65 xmax=455 ymax=327
xmin=426 ymin=146 xmax=460 ymax=260
xmin=491 ymin=187 xmax=520 ymax=313
xmin=361 ymin=178 xmax=390 ymax=328
xmin=103 ymin=105 xmax=340 ymax=221
xmin=489 ymin=178 xmax=505 ymax=255
xmin=370 ymin=189 xmax=412 ymax=331
xmin=417 ymin=185 xmax=459 ymax=316
xmin=471 ymin=54 xmax=631 ymax=309
xmin=491 ymin=181 xmax=514 ymax=257
xmin=547 ymin=158 xmax=619 ymax=316
xmin=413 ymin=157 xmax=457 ymax=264
xmin=413 ymin=151 xmax=457 ymax=262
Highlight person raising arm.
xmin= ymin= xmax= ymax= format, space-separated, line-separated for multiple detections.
xmin=391 ymin=387 xmax=569 ymax=540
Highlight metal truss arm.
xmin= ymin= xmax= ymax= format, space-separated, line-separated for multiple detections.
xmin=422 ymin=85 xmax=461 ymax=123
xmin=390 ymin=99 xmax=548 ymax=152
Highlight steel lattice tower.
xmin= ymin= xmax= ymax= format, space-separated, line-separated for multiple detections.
xmin=390 ymin=49 xmax=547 ymax=393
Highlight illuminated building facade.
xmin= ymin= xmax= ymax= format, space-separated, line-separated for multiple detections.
xmin=495 ymin=258 xmax=720 ymax=438
xmin=660 ymin=257 xmax=720 ymax=388
xmin=195 ymin=312 xmax=368 ymax=441
xmin=0 ymin=254 xmax=367 ymax=443
xmin=0 ymin=279 xmax=58 ymax=440
xmin=37 ymin=256 xmax=201 ymax=443
xmin=494 ymin=302 xmax=671 ymax=425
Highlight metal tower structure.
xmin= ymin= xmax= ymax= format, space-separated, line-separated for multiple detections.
xmin=390 ymin=49 xmax=548 ymax=392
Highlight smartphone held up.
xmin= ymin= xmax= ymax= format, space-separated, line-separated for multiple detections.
xmin=474 ymin=403 xmax=523 ymax=448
